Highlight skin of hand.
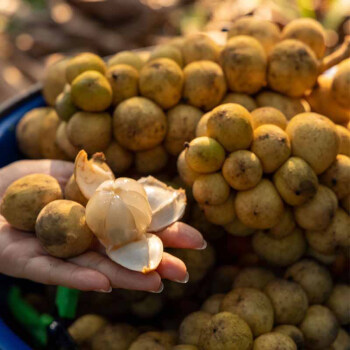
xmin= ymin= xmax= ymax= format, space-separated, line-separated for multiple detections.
xmin=0 ymin=160 xmax=206 ymax=293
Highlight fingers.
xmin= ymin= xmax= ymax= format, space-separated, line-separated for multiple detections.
xmin=156 ymin=252 xmax=188 ymax=283
xmin=156 ymin=222 xmax=206 ymax=249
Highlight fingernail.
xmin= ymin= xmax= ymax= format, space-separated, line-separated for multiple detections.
xmin=94 ymin=286 xmax=112 ymax=293
xmin=150 ymin=282 xmax=164 ymax=294
xmin=196 ymin=240 xmax=207 ymax=250
xmin=175 ymin=271 xmax=189 ymax=284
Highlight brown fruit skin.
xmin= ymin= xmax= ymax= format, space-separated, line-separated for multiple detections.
xmin=251 ymin=107 xmax=288 ymax=130
xmin=284 ymin=259 xmax=333 ymax=304
xmin=273 ymin=157 xmax=319 ymax=206
xmin=206 ymin=103 xmax=253 ymax=152
xmin=326 ymin=284 xmax=350 ymax=325
xmin=267 ymin=39 xmax=318 ymax=97
xmin=264 ymin=279 xmax=309 ymax=325
xmin=332 ymin=59 xmax=350 ymax=109
xmin=130 ymin=331 xmax=176 ymax=350
xmin=35 ymin=200 xmax=93 ymax=258
xmin=106 ymin=64 xmax=139 ymax=106
xmin=320 ymin=155 xmax=350 ymax=199
xmin=251 ymin=124 xmax=291 ymax=173
xmin=104 ymin=141 xmax=133 ymax=175
xmin=235 ymin=179 xmax=284 ymax=229
xmin=172 ymin=346 xmax=198 ymax=350
xmin=281 ymin=18 xmax=326 ymax=59
xmin=340 ymin=194 xmax=350 ymax=214
xmin=328 ymin=328 xmax=350 ymax=350
xmin=222 ymin=93 xmax=257 ymax=112
xmin=252 ymin=228 xmax=306 ymax=267
xmin=201 ymin=294 xmax=225 ymax=314
xmin=135 ymin=145 xmax=168 ymax=174
xmin=198 ymin=312 xmax=253 ymax=350
xmin=336 ymin=125 xmax=350 ymax=157
xmin=182 ymin=33 xmax=220 ymax=65
xmin=286 ymin=113 xmax=339 ymax=174
xmin=223 ymin=217 xmax=255 ymax=237
xmin=220 ymin=287 xmax=274 ymax=336
xmin=233 ymin=267 xmax=275 ymax=290
xmin=113 ymin=97 xmax=167 ymax=151
xmin=273 ymin=325 xmax=304 ymax=350
xmin=253 ymin=332 xmax=297 ymax=350
xmin=64 ymin=175 xmax=88 ymax=206
xmin=201 ymin=194 xmax=235 ymax=225
xmin=294 ymin=185 xmax=338 ymax=231
xmin=67 ymin=112 xmax=112 ymax=154
xmin=222 ymin=150 xmax=263 ymax=190
xmin=220 ymin=36 xmax=267 ymax=94
xmin=183 ymin=61 xmax=227 ymax=111
xmin=267 ymin=206 xmax=296 ymax=239
xmin=16 ymin=107 xmax=50 ymax=158
xmin=1 ymin=174 xmax=63 ymax=231
xmin=299 ymin=305 xmax=339 ymax=349
xmin=139 ymin=58 xmax=184 ymax=109
xmin=107 ymin=51 xmax=144 ymax=71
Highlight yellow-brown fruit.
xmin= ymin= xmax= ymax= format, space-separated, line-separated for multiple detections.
xmin=223 ymin=217 xmax=255 ymax=237
xmin=168 ymin=36 xmax=186 ymax=51
xmin=67 ymin=112 xmax=112 ymax=154
xmin=273 ymin=325 xmax=304 ymax=350
xmin=198 ymin=312 xmax=253 ymax=350
xmin=173 ymin=346 xmax=198 ymax=350
xmin=251 ymin=107 xmax=288 ymax=130
xmin=267 ymin=40 xmax=318 ymax=97
xmin=264 ymin=279 xmax=309 ymax=325
xmin=222 ymin=150 xmax=262 ymax=190
xmin=195 ymin=113 xmax=210 ymax=137
xmin=221 ymin=287 xmax=274 ymax=336
xmin=227 ymin=16 xmax=280 ymax=54
xmin=129 ymin=331 xmax=176 ymax=350
xmin=321 ymin=155 xmax=350 ymax=199
xmin=193 ymin=173 xmax=230 ymax=205
xmin=286 ymin=112 xmax=339 ymax=174
xmin=210 ymin=265 xmax=240 ymax=294
xmin=332 ymin=59 xmax=350 ymax=109
xmin=177 ymin=150 xmax=200 ymax=186
xmin=42 ymin=57 xmax=69 ymax=106
xmin=233 ymin=267 xmax=275 ymax=290
xmin=182 ymin=33 xmax=220 ymax=65
xmin=336 ymin=125 xmax=350 ymax=157
xmin=206 ymin=103 xmax=253 ymax=152
xmin=281 ymin=18 xmax=326 ymax=59
xmin=220 ymin=36 xmax=267 ymax=94
xmin=307 ymin=247 xmax=336 ymax=266
xmin=185 ymin=137 xmax=225 ymax=173
xmin=0 ymin=174 xmax=63 ymax=231
xmin=253 ymin=332 xmax=297 ymax=350
xmin=235 ymin=179 xmax=284 ymax=229
xmin=221 ymin=93 xmax=258 ymax=112
xmin=267 ymin=206 xmax=296 ymax=239
xmin=104 ymin=141 xmax=133 ymax=175
xmin=16 ymin=107 xmax=50 ymax=158
xmin=201 ymin=294 xmax=225 ymax=314
xmin=328 ymin=328 xmax=350 ymax=350
xmin=55 ymin=122 xmax=80 ymax=160
xmin=273 ymin=157 xmax=319 ymax=206
xmin=201 ymin=194 xmax=235 ymax=225
xmin=294 ymin=185 xmax=338 ymax=231
xmin=165 ymin=104 xmax=203 ymax=156
xmin=299 ymin=305 xmax=339 ymax=349
xmin=256 ymin=90 xmax=309 ymax=120
xmin=179 ymin=311 xmax=212 ymax=346
xmin=149 ymin=45 xmax=183 ymax=67
xmin=251 ymin=124 xmax=291 ymax=173
xmin=71 ymin=71 xmax=112 ymax=112
xmin=35 ymin=200 xmax=93 ymax=258
xmin=183 ymin=61 xmax=227 ymax=111
xmin=106 ymin=64 xmax=139 ymax=106
xmin=285 ymin=259 xmax=333 ymax=304
xmin=55 ymin=85 xmax=78 ymax=122
xmin=252 ymin=228 xmax=306 ymax=266
xmin=326 ymin=284 xmax=350 ymax=325
xmin=135 ymin=145 xmax=168 ymax=174
xmin=107 ymin=51 xmax=144 ymax=71
xmin=64 ymin=175 xmax=88 ymax=206
xmin=113 ymin=97 xmax=167 ymax=151
xmin=66 ymin=52 xmax=106 ymax=84
xmin=139 ymin=58 xmax=184 ymax=109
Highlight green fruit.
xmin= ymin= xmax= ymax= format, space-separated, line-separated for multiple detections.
xmin=55 ymin=85 xmax=78 ymax=121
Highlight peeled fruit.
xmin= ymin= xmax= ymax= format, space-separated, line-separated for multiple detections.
xmin=222 ymin=150 xmax=262 ymax=190
xmin=201 ymin=194 xmax=235 ymax=225
xmin=104 ymin=141 xmax=133 ymax=174
xmin=253 ymin=332 xmax=297 ymax=350
xmin=273 ymin=325 xmax=304 ymax=350
xmin=223 ymin=217 xmax=255 ymax=237
xmin=66 ymin=52 xmax=106 ymax=84
xmin=235 ymin=179 xmax=284 ymax=229
xmin=267 ymin=206 xmax=296 ymax=239
xmin=55 ymin=85 xmax=78 ymax=122
xmin=198 ymin=312 xmax=253 ymax=350
xmin=35 ymin=200 xmax=93 ymax=258
xmin=220 ymin=36 xmax=267 ymax=94
xmin=222 ymin=93 xmax=257 ymax=112
xmin=0 ymin=174 xmax=62 ymax=231
xmin=299 ymin=305 xmax=339 ymax=349
xmin=233 ymin=267 xmax=275 ymax=290
xmin=71 ymin=71 xmax=112 ymax=112
xmin=331 ymin=59 xmax=350 ymax=109
xmin=107 ymin=51 xmax=144 ymax=71
xmin=251 ymin=124 xmax=291 ymax=173
xmin=281 ymin=18 xmax=326 ymax=59
xmin=326 ymin=284 xmax=350 ymax=325
xmin=250 ymin=107 xmax=287 ymax=130
xmin=206 ymin=103 xmax=253 ymax=152
xmin=201 ymin=294 xmax=225 ymax=314
xmin=267 ymin=40 xmax=318 ymax=97
xmin=165 ymin=104 xmax=203 ymax=156
xmin=135 ymin=145 xmax=168 ymax=174
xmin=148 ymin=44 xmax=183 ymax=67
xmin=336 ymin=125 xmax=350 ymax=157
xmin=185 ymin=137 xmax=225 ymax=173
xmin=139 ymin=58 xmax=184 ymax=109
xmin=177 ymin=150 xmax=200 ymax=187
xmin=113 ymin=97 xmax=167 ymax=151
xmin=106 ymin=64 xmax=139 ymax=106
xmin=273 ymin=157 xmax=319 ymax=206
xmin=64 ymin=175 xmax=88 ymax=206
xmin=286 ymin=112 xmax=339 ymax=174
xmin=55 ymin=122 xmax=80 ymax=160
xmin=183 ymin=61 xmax=227 ymax=111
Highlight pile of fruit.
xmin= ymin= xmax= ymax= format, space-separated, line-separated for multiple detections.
xmin=2 ymin=15 xmax=350 ymax=350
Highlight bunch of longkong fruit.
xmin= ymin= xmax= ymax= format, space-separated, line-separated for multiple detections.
xmin=13 ymin=15 xmax=350 ymax=350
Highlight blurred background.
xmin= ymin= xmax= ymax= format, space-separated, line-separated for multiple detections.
xmin=0 ymin=0 xmax=349 ymax=104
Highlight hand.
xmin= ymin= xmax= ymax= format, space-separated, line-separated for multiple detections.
xmin=0 ymin=160 xmax=205 ymax=293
